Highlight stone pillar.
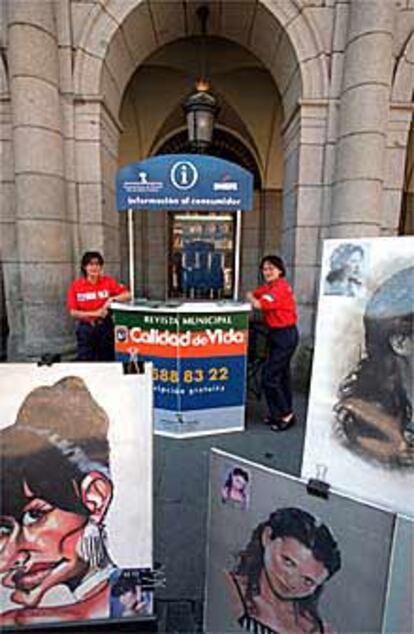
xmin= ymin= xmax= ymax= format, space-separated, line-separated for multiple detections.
xmin=382 ymin=105 xmax=413 ymax=234
xmin=330 ymin=0 xmax=395 ymax=238
xmin=8 ymin=0 xmax=73 ymax=358
xmin=0 ymin=57 xmax=14 ymax=360
xmin=74 ymin=98 xmax=122 ymax=279
xmin=282 ymin=102 xmax=328 ymax=342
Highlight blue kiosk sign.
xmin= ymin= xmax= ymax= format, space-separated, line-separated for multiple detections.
xmin=116 ymin=154 xmax=253 ymax=212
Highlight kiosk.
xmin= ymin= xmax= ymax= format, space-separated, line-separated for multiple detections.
xmin=115 ymin=154 xmax=253 ymax=437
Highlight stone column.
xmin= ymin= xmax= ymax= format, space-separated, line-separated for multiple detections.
xmin=74 ymin=98 xmax=122 ymax=279
xmin=282 ymin=102 xmax=328 ymax=342
xmin=0 ymin=57 xmax=14 ymax=360
xmin=330 ymin=0 xmax=395 ymax=237
xmin=8 ymin=0 xmax=73 ymax=358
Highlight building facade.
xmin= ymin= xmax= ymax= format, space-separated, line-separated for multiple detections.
xmin=0 ymin=0 xmax=413 ymax=360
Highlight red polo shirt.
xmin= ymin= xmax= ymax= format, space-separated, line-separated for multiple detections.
xmin=253 ymin=278 xmax=297 ymax=328
xmin=67 ymin=275 xmax=127 ymax=321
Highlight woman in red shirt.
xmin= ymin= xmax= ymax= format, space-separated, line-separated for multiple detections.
xmin=246 ymin=255 xmax=299 ymax=431
xmin=67 ymin=251 xmax=131 ymax=361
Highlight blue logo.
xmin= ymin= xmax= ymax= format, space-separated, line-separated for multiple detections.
xmin=170 ymin=161 xmax=198 ymax=190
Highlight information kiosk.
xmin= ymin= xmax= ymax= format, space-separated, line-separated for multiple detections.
xmin=114 ymin=154 xmax=253 ymax=437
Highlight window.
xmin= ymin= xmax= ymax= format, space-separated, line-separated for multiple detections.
xmin=169 ymin=212 xmax=235 ymax=299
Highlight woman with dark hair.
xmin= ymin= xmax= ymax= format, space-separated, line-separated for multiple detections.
xmin=67 ymin=250 xmax=131 ymax=361
xmin=0 ymin=377 xmax=115 ymax=626
xmin=110 ymin=574 xmax=151 ymax=618
xmin=324 ymin=244 xmax=365 ymax=297
xmin=221 ymin=467 xmax=250 ymax=508
xmin=226 ymin=507 xmax=341 ymax=634
xmin=246 ymin=255 xmax=299 ymax=431
xmin=334 ymin=266 xmax=414 ymax=466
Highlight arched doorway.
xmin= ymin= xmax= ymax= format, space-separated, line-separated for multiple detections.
xmin=117 ymin=35 xmax=284 ymax=299
xmin=73 ymin=0 xmax=328 ymax=340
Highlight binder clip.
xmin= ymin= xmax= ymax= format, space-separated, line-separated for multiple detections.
xmin=306 ymin=464 xmax=330 ymax=500
xmin=139 ymin=563 xmax=167 ymax=590
xmin=123 ymin=348 xmax=145 ymax=374
xmin=37 ymin=353 xmax=61 ymax=367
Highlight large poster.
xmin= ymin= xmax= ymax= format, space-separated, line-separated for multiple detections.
xmin=114 ymin=303 xmax=249 ymax=438
xmin=205 ymin=450 xmax=394 ymax=634
xmin=301 ymin=237 xmax=414 ymax=517
xmin=0 ymin=363 xmax=153 ymax=628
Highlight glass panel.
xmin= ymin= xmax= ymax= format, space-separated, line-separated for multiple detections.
xmin=169 ymin=212 xmax=235 ymax=299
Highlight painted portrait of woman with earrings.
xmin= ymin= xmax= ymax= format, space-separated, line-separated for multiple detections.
xmin=0 ymin=376 xmax=123 ymax=626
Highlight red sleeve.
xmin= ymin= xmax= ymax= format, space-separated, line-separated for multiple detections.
xmin=67 ymin=281 xmax=78 ymax=311
xmin=255 ymin=281 xmax=285 ymax=311
xmin=107 ymin=276 xmax=128 ymax=297
xmin=252 ymin=285 xmax=265 ymax=299
xmin=257 ymin=292 xmax=279 ymax=311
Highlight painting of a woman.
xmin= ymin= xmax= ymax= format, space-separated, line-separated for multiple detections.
xmin=226 ymin=507 xmax=341 ymax=634
xmin=0 ymin=376 xmax=115 ymax=626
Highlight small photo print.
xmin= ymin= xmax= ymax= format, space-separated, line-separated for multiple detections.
xmin=220 ymin=464 xmax=251 ymax=510
xmin=110 ymin=569 xmax=153 ymax=619
xmin=323 ymin=242 xmax=367 ymax=298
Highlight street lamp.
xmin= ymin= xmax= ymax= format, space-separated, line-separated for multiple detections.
xmin=183 ymin=79 xmax=218 ymax=152
xmin=183 ymin=6 xmax=218 ymax=152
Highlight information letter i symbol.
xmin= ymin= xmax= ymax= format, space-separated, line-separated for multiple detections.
xmin=180 ymin=165 xmax=189 ymax=185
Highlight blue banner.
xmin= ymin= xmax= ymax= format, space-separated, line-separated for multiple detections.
xmin=116 ymin=154 xmax=253 ymax=212
xmin=115 ymin=352 xmax=246 ymax=411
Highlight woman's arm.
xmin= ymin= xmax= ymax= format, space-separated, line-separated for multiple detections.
xmin=104 ymin=289 xmax=131 ymax=308
xmin=246 ymin=291 xmax=262 ymax=310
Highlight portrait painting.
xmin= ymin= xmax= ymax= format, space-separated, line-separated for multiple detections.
xmin=0 ymin=363 xmax=153 ymax=627
xmin=205 ymin=449 xmax=394 ymax=634
xmin=220 ymin=464 xmax=251 ymax=510
xmin=302 ymin=236 xmax=414 ymax=517
xmin=110 ymin=568 xmax=153 ymax=619
xmin=323 ymin=242 xmax=367 ymax=298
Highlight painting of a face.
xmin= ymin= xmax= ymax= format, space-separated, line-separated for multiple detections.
xmin=262 ymin=533 xmax=329 ymax=600
xmin=232 ymin=474 xmax=247 ymax=494
xmin=0 ymin=483 xmax=88 ymax=608
xmin=119 ymin=586 xmax=141 ymax=611
xmin=346 ymin=251 xmax=363 ymax=277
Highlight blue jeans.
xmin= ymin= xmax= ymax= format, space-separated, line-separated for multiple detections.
xmin=76 ymin=316 xmax=115 ymax=361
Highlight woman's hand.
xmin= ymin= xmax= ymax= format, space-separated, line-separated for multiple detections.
xmin=95 ymin=306 xmax=109 ymax=319
xmin=246 ymin=292 xmax=261 ymax=310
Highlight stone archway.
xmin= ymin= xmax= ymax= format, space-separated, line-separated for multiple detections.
xmin=73 ymin=0 xmax=328 ymax=119
xmin=72 ymin=0 xmax=329 ymax=339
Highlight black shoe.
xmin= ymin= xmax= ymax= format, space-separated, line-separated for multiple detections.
xmin=270 ymin=414 xmax=296 ymax=432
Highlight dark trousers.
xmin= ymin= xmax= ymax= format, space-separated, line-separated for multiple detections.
xmin=76 ymin=316 xmax=115 ymax=361
xmin=262 ymin=325 xmax=299 ymax=419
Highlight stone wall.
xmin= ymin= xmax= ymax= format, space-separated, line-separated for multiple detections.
xmin=0 ymin=0 xmax=412 ymax=359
